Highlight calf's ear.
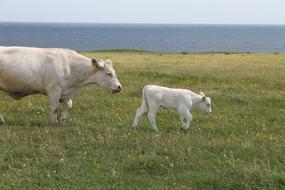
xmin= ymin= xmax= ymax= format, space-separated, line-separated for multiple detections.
xmin=199 ymin=92 xmax=205 ymax=96
xmin=105 ymin=59 xmax=113 ymax=66
xmin=201 ymin=96 xmax=206 ymax=102
xmin=91 ymin=58 xmax=104 ymax=70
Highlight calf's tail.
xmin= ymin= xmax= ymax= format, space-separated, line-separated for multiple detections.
xmin=142 ymin=86 xmax=149 ymax=111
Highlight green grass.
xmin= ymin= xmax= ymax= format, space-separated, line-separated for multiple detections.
xmin=0 ymin=51 xmax=284 ymax=189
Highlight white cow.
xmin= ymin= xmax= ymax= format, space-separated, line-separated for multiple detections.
xmin=132 ymin=85 xmax=212 ymax=132
xmin=0 ymin=46 xmax=121 ymax=125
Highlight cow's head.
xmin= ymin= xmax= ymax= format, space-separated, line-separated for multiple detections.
xmin=91 ymin=58 xmax=122 ymax=93
xmin=197 ymin=92 xmax=212 ymax=113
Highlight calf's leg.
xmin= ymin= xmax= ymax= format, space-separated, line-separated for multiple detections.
xmin=0 ymin=114 xmax=4 ymax=125
xmin=147 ymin=104 xmax=159 ymax=132
xmin=178 ymin=107 xmax=192 ymax=131
xmin=183 ymin=112 xmax=193 ymax=130
xmin=132 ymin=106 xmax=146 ymax=128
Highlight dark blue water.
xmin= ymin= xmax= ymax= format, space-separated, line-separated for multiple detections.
xmin=0 ymin=22 xmax=285 ymax=52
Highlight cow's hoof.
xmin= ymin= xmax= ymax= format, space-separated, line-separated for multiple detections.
xmin=59 ymin=115 xmax=67 ymax=123
xmin=0 ymin=115 xmax=5 ymax=125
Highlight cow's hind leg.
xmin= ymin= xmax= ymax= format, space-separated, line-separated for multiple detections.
xmin=132 ymin=106 xmax=146 ymax=128
xmin=47 ymin=88 xmax=61 ymax=126
xmin=59 ymin=99 xmax=72 ymax=122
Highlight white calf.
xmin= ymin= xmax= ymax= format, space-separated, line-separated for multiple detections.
xmin=132 ymin=85 xmax=212 ymax=132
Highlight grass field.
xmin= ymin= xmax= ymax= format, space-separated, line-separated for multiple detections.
xmin=0 ymin=51 xmax=284 ymax=189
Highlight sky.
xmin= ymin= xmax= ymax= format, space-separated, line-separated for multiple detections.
xmin=1 ymin=0 xmax=285 ymax=24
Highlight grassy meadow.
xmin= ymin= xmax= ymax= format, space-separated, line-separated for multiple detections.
xmin=0 ymin=51 xmax=284 ymax=189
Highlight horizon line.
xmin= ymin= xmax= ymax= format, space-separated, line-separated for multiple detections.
xmin=1 ymin=21 xmax=285 ymax=26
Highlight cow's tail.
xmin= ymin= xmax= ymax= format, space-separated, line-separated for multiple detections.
xmin=142 ymin=86 xmax=149 ymax=111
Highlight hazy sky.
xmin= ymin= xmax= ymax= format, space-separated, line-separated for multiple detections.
xmin=1 ymin=0 xmax=285 ymax=24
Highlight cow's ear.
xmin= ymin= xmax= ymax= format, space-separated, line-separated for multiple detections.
xmin=201 ymin=96 xmax=206 ymax=102
xmin=91 ymin=58 xmax=103 ymax=70
xmin=199 ymin=91 xmax=205 ymax=96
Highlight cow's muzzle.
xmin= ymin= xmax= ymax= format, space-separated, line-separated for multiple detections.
xmin=112 ymin=85 xmax=122 ymax=93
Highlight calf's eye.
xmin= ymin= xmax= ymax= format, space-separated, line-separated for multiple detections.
xmin=107 ymin=72 xmax=112 ymax=76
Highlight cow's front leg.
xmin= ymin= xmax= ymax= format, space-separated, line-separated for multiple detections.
xmin=48 ymin=88 xmax=61 ymax=126
xmin=59 ymin=99 xmax=72 ymax=122
xmin=180 ymin=116 xmax=187 ymax=130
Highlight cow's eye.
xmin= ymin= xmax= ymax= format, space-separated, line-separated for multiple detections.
xmin=207 ymin=103 xmax=210 ymax=107
xmin=107 ymin=72 xmax=112 ymax=76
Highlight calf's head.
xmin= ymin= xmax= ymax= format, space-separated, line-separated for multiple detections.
xmin=198 ymin=92 xmax=212 ymax=113
xmin=91 ymin=58 xmax=122 ymax=93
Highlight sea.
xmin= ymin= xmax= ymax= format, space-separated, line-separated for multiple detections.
xmin=0 ymin=22 xmax=285 ymax=52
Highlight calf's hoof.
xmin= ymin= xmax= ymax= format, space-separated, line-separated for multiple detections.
xmin=180 ymin=127 xmax=187 ymax=134
xmin=51 ymin=119 xmax=59 ymax=126
xmin=0 ymin=115 xmax=5 ymax=125
xmin=154 ymin=129 xmax=159 ymax=133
